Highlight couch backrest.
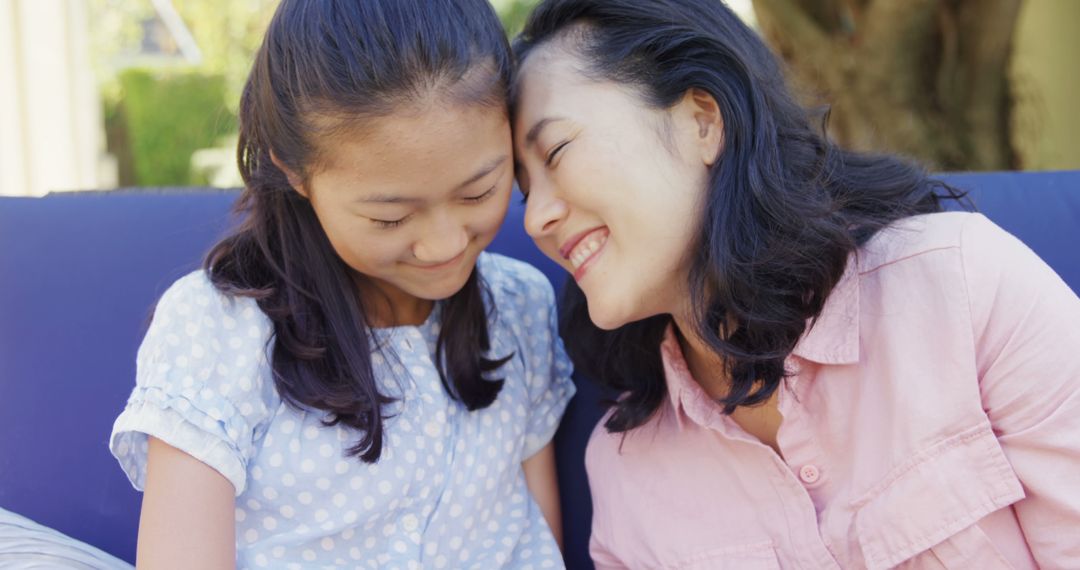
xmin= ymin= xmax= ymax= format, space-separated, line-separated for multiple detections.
xmin=1 ymin=171 xmax=1077 ymax=568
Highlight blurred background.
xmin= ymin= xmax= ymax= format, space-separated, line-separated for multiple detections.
xmin=1 ymin=0 xmax=1076 ymax=198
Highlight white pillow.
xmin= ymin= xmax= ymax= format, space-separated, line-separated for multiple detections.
xmin=0 ymin=508 xmax=132 ymax=569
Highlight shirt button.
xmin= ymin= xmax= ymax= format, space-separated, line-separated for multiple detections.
xmin=799 ymin=464 xmax=820 ymax=484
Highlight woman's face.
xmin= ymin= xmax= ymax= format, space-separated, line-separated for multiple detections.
xmin=513 ymin=46 xmax=720 ymax=329
xmin=295 ymin=101 xmax=513 ymax=320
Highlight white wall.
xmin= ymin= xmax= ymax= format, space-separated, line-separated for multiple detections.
xmin=0 ymin=0 xmax=109 ymax=197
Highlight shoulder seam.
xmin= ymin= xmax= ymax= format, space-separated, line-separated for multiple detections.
xmin=858 ymin=244 xmax=960 ymax=275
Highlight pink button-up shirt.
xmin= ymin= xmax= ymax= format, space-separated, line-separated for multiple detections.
xmin=586 ymin=213 xmax=1080 ymax=569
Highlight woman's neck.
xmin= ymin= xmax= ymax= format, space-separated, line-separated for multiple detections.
xmin=671 ymin=316 xmax=731 ymax=400
xmin=672 ymin=314 xmax=784 ymax=456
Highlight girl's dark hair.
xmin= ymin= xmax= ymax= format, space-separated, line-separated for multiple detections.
xmin=513 ymin=0 xmax=966 ymax=432
xmin=205 ymin=0 xmax=513 ymax=462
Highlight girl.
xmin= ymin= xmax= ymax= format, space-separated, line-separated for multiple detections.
xmin=511 ymin=1 xmax=1080 ymax=568
xmin=110 ymin=1 xmax=574 ymax=568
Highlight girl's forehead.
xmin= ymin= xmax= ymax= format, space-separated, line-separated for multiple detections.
xmin=311 ymin=103 xmax=511 ymax=196
xmin=319 ymin=101 xmax=507 ymax=159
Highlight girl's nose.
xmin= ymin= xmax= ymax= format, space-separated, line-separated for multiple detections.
xmin=413 ymin=222 xmax=468 ymax=265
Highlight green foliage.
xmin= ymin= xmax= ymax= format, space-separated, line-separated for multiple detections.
xmin=117 ymin=69 xmax=235 ymax=186
xmin=171 ymin=0 xmax=280 ymax=109
xmin=492 ymin=0 xmax=540 ymax=37
xmin=91 ymin=0 xmax=540 ymax=188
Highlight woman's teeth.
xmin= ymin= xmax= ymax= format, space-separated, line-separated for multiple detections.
xmin=570 ymin=232 xmax=608 ymax=269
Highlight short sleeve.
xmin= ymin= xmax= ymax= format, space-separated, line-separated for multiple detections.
xmin=485 ymin=255 xmax=577 ymax=460
xmin=960 ymin=214 xmax=1080 ymax=567
xmin=109 ymin=271 xmax=277 ymax=496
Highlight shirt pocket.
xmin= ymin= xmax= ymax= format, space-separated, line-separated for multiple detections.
xmin=852 ymin=423 xmax=1025 ymax=570
xmin=905 ymin=522 xmax=1014 ymax=569
xmin=671 ymin=540 xmax=780 ymax=570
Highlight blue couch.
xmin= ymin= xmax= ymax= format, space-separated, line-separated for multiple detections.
xmin=1 ymin=171 xmax=1077 ymax=568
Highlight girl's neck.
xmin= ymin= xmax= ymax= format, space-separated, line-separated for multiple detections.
xmin=357 ymin=277 xmax=434 ymax=328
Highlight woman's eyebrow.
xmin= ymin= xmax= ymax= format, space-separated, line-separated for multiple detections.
xmin=524 ymin=117 xmax=568 ymax=145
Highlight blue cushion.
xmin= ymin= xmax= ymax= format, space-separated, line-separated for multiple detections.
xmin=941 ymin=171 xmax=1080 ymax=290
xmin=0 ymin=190 xmax=239 ymax=563
xmin=1 ymin=171 xmax=1077 ymax=567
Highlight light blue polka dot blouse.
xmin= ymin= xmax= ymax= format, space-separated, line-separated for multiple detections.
xmin=110 ymin=253 xmax=576 ymax=569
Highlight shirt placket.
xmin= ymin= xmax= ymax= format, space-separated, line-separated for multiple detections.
xmin=774 ymin=369 xmax=844 ymax=570
xmin=399 ymin=326 xmax=461 ymax=563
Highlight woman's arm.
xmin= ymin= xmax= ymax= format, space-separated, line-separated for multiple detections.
xmin=137 ymin=437 xmax=237 ymax=570
xmin=523 ymin=441 xmax=563 ymax=550
xmin=962 ymin=215 xmax=1080 ymax=567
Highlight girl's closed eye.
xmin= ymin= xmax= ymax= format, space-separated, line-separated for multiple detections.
xmin=370 ymin=214 xmax=412 ymax=229
xmin=464 ymin=185 xmax=498 ymax=203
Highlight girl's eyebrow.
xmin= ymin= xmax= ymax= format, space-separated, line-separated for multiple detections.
xmin=355 ymin=155 xmax=508 ymax=204
xmin=452 ymin=155 xmax=508 ymax=191
xmin=356 ymin=194 xmax=423 ymax=205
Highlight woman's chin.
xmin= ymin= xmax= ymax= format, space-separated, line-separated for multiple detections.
xmin=587 ymin=302 xmax=632 ymax=331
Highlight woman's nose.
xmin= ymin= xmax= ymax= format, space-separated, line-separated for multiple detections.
xmin=523 ymin=183 xmax=569 ymax=240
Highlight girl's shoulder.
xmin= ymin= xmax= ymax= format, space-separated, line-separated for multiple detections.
xmin=476 ymin=252 xmax=556 ymax=307
xmin=141 ymin=269 xmax=276 ymax=378
xmin=153 ymin=269 xmax=272 ymax=336
xmin=115 ymin=269 xmax=280 ymax=496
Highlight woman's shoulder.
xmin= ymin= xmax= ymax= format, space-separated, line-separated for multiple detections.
xmin=857 ymin=211 xmax=1001 ymax=273
xmin=584 ymin=405 xmax=678 ymax=485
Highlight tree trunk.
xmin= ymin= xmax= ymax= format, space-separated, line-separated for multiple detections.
xmin=752 ymin=0 xmax=1021 ymax=171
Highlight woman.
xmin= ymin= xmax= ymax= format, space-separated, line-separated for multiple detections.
xmin=511 ymin=0 xmax=1080 ymax=568
xmin=109 ymin=0 xmax=574 ymax=567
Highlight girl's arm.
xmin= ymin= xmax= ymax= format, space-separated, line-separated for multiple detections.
xmin=523 ymin=441 xmax=563 ymax=550
xmin=137 ymin=437 xmax=237 ymax=570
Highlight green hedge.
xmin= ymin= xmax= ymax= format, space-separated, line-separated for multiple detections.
xmin=116 ymin=69 xmax=235 ymax=186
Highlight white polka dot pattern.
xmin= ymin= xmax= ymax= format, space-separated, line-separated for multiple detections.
xmin=109 ymin=253 xmax=575 ymax=568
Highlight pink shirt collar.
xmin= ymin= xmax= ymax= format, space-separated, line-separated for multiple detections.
xmin=790 ymin=257 xmax=860 ymax=365
xmin=662 ymin=257 xmax=861 ymax=419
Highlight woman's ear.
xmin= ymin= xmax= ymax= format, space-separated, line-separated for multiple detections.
xmin=676 ymin=87 xmax=725 ymax=166
xmin=269 ymin=150 xmax=309 ymax=198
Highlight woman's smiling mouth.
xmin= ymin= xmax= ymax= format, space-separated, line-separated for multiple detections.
xmin=560 ymin=227 xmax=609 ymax=279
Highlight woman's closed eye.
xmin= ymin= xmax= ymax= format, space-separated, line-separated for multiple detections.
xmin=545 ymin=141 xmax=571 ymax=166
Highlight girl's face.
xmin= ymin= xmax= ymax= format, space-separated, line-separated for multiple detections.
xmin=513 ymin=47 xmax=721 ymax=329
xmin=298 ymin=102 xmax=513 ymax=319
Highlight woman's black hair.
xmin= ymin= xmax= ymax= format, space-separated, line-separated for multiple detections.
xmin=513 ymin=0 xmax=966 ymax=432
xmin=205 ymin=0 xmax=513 ymax=462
